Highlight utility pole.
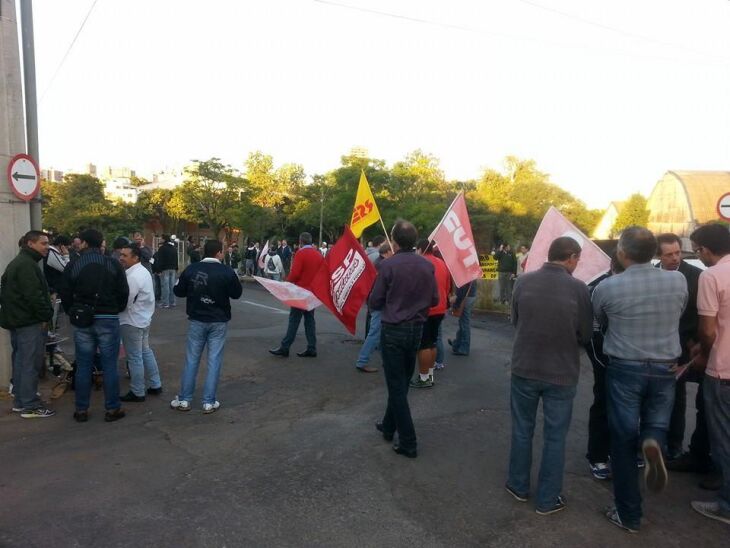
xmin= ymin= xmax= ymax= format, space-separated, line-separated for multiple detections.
xmin=318 ymin=185 xmax=324 ymax=247
xmin=20 ymin=0 xmax=41 ymax=230
xmin=0 ymin=0 xmax=33 ymax=389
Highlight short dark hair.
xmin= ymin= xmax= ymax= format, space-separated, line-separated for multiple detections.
xmin=547 ymin=237 xmax=582 ymax=262
xmin=416 ymin=238 xmax=433 ymax=254
xmin=53 ymin=235 xmax=71 ymax=247
xmin=379 ymin=242 xmax=392 ymax=256
xmin=618 ymin=226 xmax=657 ymax=263
xmin=204 ymin=239 xmax=223 ymax=258
xmin=121 ymin=242 xmax=141 ymax=259
xmin=391 ymin=220 xmax=418 ymax=250
xmin=299 ymin=232 xmax=313 ymax=246
xmin=656 ymin=233 xmax=682 ymax=251
xmin=691 ymin=224 xmax=730 ymax=255
xmin=113 ymin=236 xmax=132 ymax=250
xmin=79 ymin=229 xmax=104 ymax=249
xmin=372 ymin=235 xmax=386 ymax=247
xmin=24 ymin=230 xmax=49 ymax=245
xmin=162 ymin=234 xmax=171 ymax=243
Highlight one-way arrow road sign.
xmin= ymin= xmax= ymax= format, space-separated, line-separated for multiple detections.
xmin=6 ymin=153 xmax=40 ymax=201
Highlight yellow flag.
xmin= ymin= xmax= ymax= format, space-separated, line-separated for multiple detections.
xmin=350 ymin=170 xmax=381 ymax=238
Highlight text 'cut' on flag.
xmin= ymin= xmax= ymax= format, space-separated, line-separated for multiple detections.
xmin=525 ymin=206 xmax=610 ymax=284
xmin=350 ymin=170 xmax=381 ymax=238
xmin=429 ymin=192 xmax=482 ymax=288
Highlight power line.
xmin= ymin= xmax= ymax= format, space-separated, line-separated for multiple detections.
xmin=40 ymin=0 xmax=101 ymax=103
xmin=313 ymin=0 xmax=730 ymax=64
xmin=515 ymin=0 xmax=730 ymax=63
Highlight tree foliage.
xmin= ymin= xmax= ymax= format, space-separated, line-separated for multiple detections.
xmin=611 ymin=193 xmax=649 ymax=235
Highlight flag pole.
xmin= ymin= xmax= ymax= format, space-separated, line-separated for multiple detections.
xmin=379 ymin=217 xmax=394 ymax=252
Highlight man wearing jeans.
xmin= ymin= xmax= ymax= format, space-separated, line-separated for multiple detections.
xmin=156 ymin=234 xmax=178 ymax=309
xmin=592 ymin=226 xmax=688 ymax=533
xmin=356 ymin=242 xmax=393 ymax=373
xmin=448 ymin=280 xmax=478 ymax=356
xmin=689 ymin=224 xmax=730 ymax=525
xmin=118 ymin=243 xmax=162 ymax=402
xmin=369 ymin=220 xmax=438 ymax=459
xmin=0 ymin=231 xmax=55 ymax=418
xmin=170 ymin=240 xmax=242 ymax=413
xmin=269 ymin=232 xmax=324 ymax=358
xmin=61 ymin=229 xmax=129 ymax=423
xmin=506 ymin=237 xmax=592 ymax=515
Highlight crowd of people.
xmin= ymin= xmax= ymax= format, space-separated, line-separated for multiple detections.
xmin=0 ymin=219 xmax=728 ymax=533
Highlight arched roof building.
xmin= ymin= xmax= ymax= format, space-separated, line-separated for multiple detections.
xmin=647 ymin=171 xmax=730 ymax=237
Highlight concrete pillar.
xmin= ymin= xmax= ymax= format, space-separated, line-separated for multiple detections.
xmin=0 ymin=0 xmax=31 ymax=389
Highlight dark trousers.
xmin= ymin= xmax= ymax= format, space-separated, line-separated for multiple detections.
xmin=10 ymin=324 xmax=46 ymax=410
xmin=281 ymin=308 xmax=316 ymax=351
xmin=704 ymin=375 xmax=730 ymax=513
xmin=380 ymin=322 xmax=423 ymax=451
xmin=668 ymin=377 xmax=711 ymax=467
xmin=585 ymin=336 xmax=610 ymax=463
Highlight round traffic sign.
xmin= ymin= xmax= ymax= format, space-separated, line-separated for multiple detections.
xmin=6 ymin=153 xmax=40 ymax=201
xmin=718 ymin=192 xmax=730 ymax=222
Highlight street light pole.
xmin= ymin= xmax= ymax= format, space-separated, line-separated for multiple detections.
xmin=318 ymin=185 xmax=324 ymax=247
xmin=20 ymin=0 xmax=41 ymax=230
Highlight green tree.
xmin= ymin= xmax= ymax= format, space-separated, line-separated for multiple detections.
xmin=177 ymin=158 xmax=243 ymax=237
xmin=611 ymin=193 xmax=649 ymax=235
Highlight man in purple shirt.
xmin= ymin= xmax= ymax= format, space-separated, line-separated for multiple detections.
xmin=369 ymin=220 xmax=438 ymax=458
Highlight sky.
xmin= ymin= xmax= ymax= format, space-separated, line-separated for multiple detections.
xmin=29 ymin=0 xmax=730 ymax=208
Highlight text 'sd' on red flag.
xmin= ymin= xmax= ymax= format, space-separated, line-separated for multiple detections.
xmin=309 ymin=226 xmax=376 ymax=334
xmin=430 ymin=193 xmax=482 ymax=288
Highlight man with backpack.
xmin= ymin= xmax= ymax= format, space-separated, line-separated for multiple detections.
xmin=265 ymin=247 xmax=284 ymax=281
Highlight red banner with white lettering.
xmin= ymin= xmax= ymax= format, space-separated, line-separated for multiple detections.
xmin=308 ymin=226 xmax=377 ymax=334
xmin=429 ymin=192 xmax=483 ymax=288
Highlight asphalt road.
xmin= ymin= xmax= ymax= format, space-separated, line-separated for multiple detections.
xmin=0 ymin=281 xmax=725 ymax=547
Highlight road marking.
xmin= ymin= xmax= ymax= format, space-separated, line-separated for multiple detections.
xmin=242 ymin=300 xmax=289 ymax=314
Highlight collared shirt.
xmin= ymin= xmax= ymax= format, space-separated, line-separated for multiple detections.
xmin=592 ymin=262 xmax=688 ymax=361
xmin=119 ymin=262 xmax=156 ymax=328
xmin=697 ymin=254 xmax=730 ymax=378
xmin=369 ymin=250 xmax=438 ymax=325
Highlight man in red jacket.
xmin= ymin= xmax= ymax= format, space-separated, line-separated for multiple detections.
xmin=411 ymin=239 xmax=451 ymax=388
xmin=269 ymin=232 xmax=325 ymax=358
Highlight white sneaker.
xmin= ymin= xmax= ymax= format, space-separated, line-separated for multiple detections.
xmin=202 ymin=401 xmax=220 ymax=414
xmin=170 ymin=396 xmax=191 ymax=411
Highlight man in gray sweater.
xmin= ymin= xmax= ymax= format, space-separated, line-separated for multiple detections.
xmin=505 ymin=236 xmax=593 ymax=515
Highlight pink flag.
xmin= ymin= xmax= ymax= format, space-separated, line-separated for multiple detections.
xmin=525 ymin=206 xmax=610 ymax=284
xmin=429 ymin=192 xmax=483 ymax=288
xmin=254 ymin=276 xmax=322 ymax=311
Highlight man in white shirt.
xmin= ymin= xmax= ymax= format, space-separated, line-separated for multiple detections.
xmin=118 ymin=243 xmax=162 ymax=402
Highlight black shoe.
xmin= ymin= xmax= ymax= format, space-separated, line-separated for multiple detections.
xmin=104 ymin=408 xmax=126 ymax=423
xmin=73 ymin=410 xmax=89 ymax=423
xmin=296 ymin=349 xmax=317 ymax=358
xmin=447 ymin=338 xmax=454 ymax=347
xmin=120 ymin=391 xmax=145 ymax=402
xmin=375 ymin=422 xmax=394 ymax=442
xmin=666 ymin=451 xmax=711 ymax=474
xmin=147 ymin=386 xmax=163 ymax=396
xmin=393 ymin=444 xmax=417 ymax=459
xmin=269 ymin=347 xmax=289 ymax=357
xmin=700 ymin=472 xmax=723 ymax=491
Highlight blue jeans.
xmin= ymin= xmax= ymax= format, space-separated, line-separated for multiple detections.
xmin=703 ymin=375 xmax=730 ymax=513
xmin=380 ymin=322 xmax=423 ymax=451
xmin=281 ymin=308 xmax=316 ymax=352
xmin=74 ymin=318 xmax=122 ymax=411
xmin=160 ymin=269 xmax=177 ymax=307
xmin=10 ymin=324 xmax=45 ymax=410
xmin=508 ymin=374 xmax=577 ymax=511
xmin=120 ymin=324 xmax=162 ymax=397
xmin=356 ymin=310 xmax=381 ymax=367
xmin=178 ymin=320 xmax=228 ymax=404
xmin=452 ymin=296 xmax=477 ymax=355
xmin=606 ymin=358 xmax=676 ymax=527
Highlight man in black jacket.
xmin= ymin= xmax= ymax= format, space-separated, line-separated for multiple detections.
xmin=156 ymin=234 xmax=179 ymax=309
xmin=170 ymin=240 xmax=242 ymax=414
xmin=0 ymin=231 xmax=55 ymax=418
xmin=494 ymin=243 xmax=518 ymax=304
xmin=61 ymin=229 xmax=129 ymax=423
xmin=654 ymin=234 xmax=710 ymax=473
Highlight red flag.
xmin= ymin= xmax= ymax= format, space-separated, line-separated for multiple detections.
xmin=525 ymin=206 xmax=610 ymax=284
xmin=429 ymin=192 xmax=483 ymax=288
xmin=308 ymin=226 xmax=376 ymax=334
